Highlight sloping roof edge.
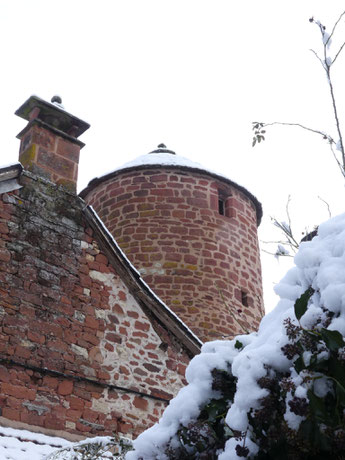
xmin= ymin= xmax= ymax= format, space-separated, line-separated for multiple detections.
xmin=80 ymin=163 xmax=263 ymax=225
xmin=0 ymin=163 xmax=23 ymax=182
xmin=83 ymin=205 xmax=203 ymax=356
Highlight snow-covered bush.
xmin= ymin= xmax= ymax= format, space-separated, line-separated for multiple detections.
xmin=126 ymin=213 xmax=345 ymax=459
xmin=47 ymin=435 xmax=132 ymax=459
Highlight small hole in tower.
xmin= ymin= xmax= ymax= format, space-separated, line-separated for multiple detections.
xmin=218 ymin=198 xmax=225 ymax=215
xmin=159 ymin=342 xmax=168 ymax=352
xmin=241 ymin=291 xmax=248 ymax=307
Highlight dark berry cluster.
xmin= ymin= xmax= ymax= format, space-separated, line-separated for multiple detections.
xmin=288 ymin=396 xmax=308 ymax=416
xmin=235 ymin=444 xmax=249 ymax=457
xmin=281 ymin=343 xmax=300 ymax=360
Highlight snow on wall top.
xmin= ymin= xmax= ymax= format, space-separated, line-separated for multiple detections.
xmin=0 ymin=425 xmax=71 ymax=460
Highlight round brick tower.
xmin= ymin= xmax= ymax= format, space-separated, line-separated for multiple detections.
xmin=80 ymin=145 xmax=264 ymax=342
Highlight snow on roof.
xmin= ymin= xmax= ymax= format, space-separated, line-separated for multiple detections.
xmin=117 ymin=149 xmax=207 ymax=172
xmin=126 ymin=211 xmax=345 ymax=459
xmin=81 ymin=145 xmax=263 ymax=223
xmin=90 ymin=145 xmax=228 ymax=184
xmin=0 ymin=426 xmax=71 ymax=460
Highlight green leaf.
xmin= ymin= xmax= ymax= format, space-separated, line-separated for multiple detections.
xmin=294 ymin=287 xmax=314 ymax=320
xmin=299 ymin=419 xmax=331 ymax=451
xmin=294 ymin=355 xmax=305 ymax=373
xmin=234 ymin=340 xmax=243 ymax=350
xmin=224 ymin=426 xmax=234 ymax=438
xmin=320 ymin=328 xmax=345 ymax=351
xmin=308 ymin=390 xmax=327 ymax=420
xmin=335 ymin=379 xmax=345 ymax=406
xmin=252 ymin=139 xmax=256 ymax=147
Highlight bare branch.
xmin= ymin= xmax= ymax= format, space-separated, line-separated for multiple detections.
xmin=285 ymin=195 xmax=293 ymax=241
xmin=333 ymin=40 xmax=345 ymax=64
xmin=310 ymin=48 xmax=327 ymax=70
xmin=263 ymin=121 xmax=331 ymax=139
xmin=329 ymin=142 xmax=345 ymax=177
xmin=328 ymin=10 xmax=345 ymax=44
xmin=261 ymin=248 xmax=294 ymax=258
xmin=317 ymin=196 xmax=332 ymax=218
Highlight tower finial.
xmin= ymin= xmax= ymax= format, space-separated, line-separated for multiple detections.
xmin=149 ymin=144 xmax=176 ymax=155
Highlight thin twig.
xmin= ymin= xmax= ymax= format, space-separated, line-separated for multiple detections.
xmin=328 ymin=10 xmax=345 ymax=44
xmin=310 ymin=48 xmax=326 ymax=69
xmin=329 ymin=142 xmax=345 ymax=177
xmin=263 ymin=121 xmax=329 ymax=139
xmin=261 ymin=248 xmax=293 ymax=258
xmin=333 ymin=40 xmax=345 ymax=64
xmin=317 ymin=196 xmax=332 ymax=218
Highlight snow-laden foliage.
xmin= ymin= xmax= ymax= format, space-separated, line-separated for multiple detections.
xmin=127 ymin=212 xmax=345 ymax=459
xmin=47 ymin=435 xmax=132 ymax=459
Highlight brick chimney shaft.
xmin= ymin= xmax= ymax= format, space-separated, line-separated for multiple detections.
xmin=15 ymin=96 xmax=90 ymax=193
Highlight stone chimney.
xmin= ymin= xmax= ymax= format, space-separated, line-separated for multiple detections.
xmin=15 ymin=95 xmax=90 ymax=193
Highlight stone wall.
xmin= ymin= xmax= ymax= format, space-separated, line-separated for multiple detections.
xmin=84 ymin=167 xmax=264 ymax=341
xmin=0 ymin=172 xmax=189 ymax=439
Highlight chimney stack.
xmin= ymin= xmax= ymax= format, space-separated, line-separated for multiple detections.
xmin=15 ymin=95 xmax=90 ymax=193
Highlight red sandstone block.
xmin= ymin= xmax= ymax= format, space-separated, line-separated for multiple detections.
xmin=143 ymin=363 xmax=160 ymax=373
xmin=0 ymin=222 xmax=9 ymax=234
xmin=133 ymin=368 xmax=147 ymax=376
xmin=68 ymin=396 xmax=85 ymax=410
xmin=150 ymin=189 xmax=174 ymax=197
xmin=56 ymin=138 xmax=80 ymax=163
xmin=58 ymin=380 xmax=73 ymax=396
xmin=105 ymin=332 xmax=122 ymax=344
xmin=150 ymin=174 xmax=168 ymax=182
xmin=177 ymin=364 xmax=186 ymax=376
xmin=2 ymin=407 xmax=20 ymax=421
xmin=42 ymin=376 xmax=59 ymax=390
xmin=82 ymin=408 xmax=99 ymax=423
xmin=134 ymin=321 xmax=150 ymax=332
xmin=133 ymin=396 xmax=148 ymax=411
xmin=97 ymin=370 xmax=110 ymax=380
xmin=37 ymin=149 xmax=75 ymax=180
xmin=2 ymin=383 xmax=36 ymax=400
xmin=95 ymin=253 xmax=108 ymax=265
xmin=133 ymin=331 xmax=148 ymax=339
xmin=84 ymin=315 xmax=99 ymax=330
xmin=44 ymin=416 xmax=65 ymax=430
xmin=14 ymin=346 xmax=32 ymax=360
xmin=117 ymin=290 xmax=126 ymax=301
xmin=0 ymin=248 xmax=11 ymax=262
xmin=79 ymin=274 xmax=92 ymax=288
xmin=119 ymin=365 xmax=130 ymax=376
xmin=66 ymin=408 xmax=82 ymax=420
xmin=118 ymin=421 xmax=133 ymax=434
xmin=0 ymin=366 xmax=10 ymax=383
xmin=149 ymin=388 xmax=173 ymax=400
xmin=166 ymin=359 xmax=177 ymax=371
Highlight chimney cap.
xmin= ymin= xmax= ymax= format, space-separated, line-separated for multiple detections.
xmin=15 ymin=95 xmax=90 ymax=138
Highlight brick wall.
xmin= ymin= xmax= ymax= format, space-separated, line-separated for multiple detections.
xmin=83 ymin=167 xmax=264 ymax=341
xmin=0 ymin=173 xmax=189 ymax=439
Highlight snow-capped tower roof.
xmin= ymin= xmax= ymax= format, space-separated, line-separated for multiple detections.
xmin=80 ymin=144 xmax=263 ymax=224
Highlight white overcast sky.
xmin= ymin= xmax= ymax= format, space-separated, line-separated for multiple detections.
xmin=1 ymin=0 xmax=345 ymax=313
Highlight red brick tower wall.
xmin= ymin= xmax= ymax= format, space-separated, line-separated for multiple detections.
xmin=83 ymin=166 xmax=264 ymax=342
